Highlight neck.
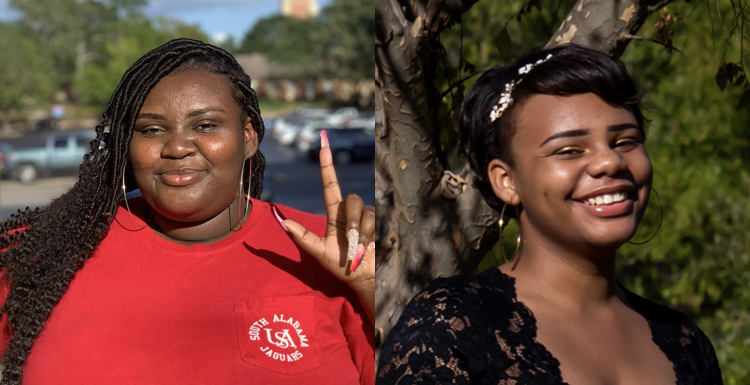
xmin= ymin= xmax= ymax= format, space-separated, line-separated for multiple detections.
xmin=502 ymin=226 xmax=622 ymax=312
xmin=148 ymin=195 xmax=251 ymax=245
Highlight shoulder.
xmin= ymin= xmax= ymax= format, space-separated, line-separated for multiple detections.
xmin=378 ymin=270 xmax=513 ymax=384
xmin=396 ymin=268 xmax=514 ymax=327
xmin=620 ymin=286 xmax=723 ymax=382
xmin=405 ymin=271 xmax=506 ymax=319
xmin=619 ymin=285 xmax=688 ymax=324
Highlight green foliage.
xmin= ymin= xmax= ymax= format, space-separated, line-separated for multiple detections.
xmin=8 ymin=0 xmax=207 ymax=106
xmin=10 ymin=0 xmax=147 ymax=88
xmin=443 ymin=1 xmax=750 ymax=382
xmin=238 ymin=0 xmax=374 ymax=81
xmin=319 ymin=0 xmax=375 ymax=80
xmin=74 ymin=16 xmax=208 ymax=106
xmin=0 ymin=22 xmax=58 ymax=113
xmin=239 ymin=15 xmax=324 ymax=78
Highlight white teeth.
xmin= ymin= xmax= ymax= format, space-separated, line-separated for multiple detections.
xmin=584 ymin=192 xmax=628 ymax=206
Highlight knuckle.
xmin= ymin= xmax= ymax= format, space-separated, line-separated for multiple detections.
xmin=345 ymin=194 xmax=364 ymax=205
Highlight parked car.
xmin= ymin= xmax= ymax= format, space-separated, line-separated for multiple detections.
xmin=296 ymin=121 xmax=340 ymax=153
xmin=272 ymin=114 xmax=308 ymax=146
xmin=4 ymin=129 xmax=96 ymax=183
xmin=325 ymin=107 xmax=359 ymax=126
xmin=0 ymin=141 xmax=12 ymax=178
xmin=348 ymin=111 xmax=375 ymax=129
xmin=308 ymin=127 xmax=375 ymax=165
xmin=295 ymin=105 xmax=330 ymax=119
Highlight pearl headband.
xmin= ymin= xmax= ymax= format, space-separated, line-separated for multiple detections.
xmin=489 ymin=53 xmax=553 ymax=122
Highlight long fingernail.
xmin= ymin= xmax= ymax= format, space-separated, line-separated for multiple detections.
xmin=272 ymin=206 xmax=288 ymax=232
xmin=347 ymin=228 xmax=359 ymax=261
xmin=364 ymin=242 xmax=375 ymax=260
xmin=320 ymin=130 xmax=329 ymax=148
xmin=351 ymin=243 xmax=365 ymax=272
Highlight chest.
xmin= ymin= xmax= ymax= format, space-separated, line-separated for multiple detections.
xmin=533 ymin=313 xmax=677 ymax=385
xmin=21 ymin=244 xmax=361 ymax=385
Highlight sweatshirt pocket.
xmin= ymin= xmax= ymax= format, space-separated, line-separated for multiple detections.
xmin=234 ymin=295 xmax=322 ymax=375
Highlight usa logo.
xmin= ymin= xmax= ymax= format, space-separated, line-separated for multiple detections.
xmin=248 ymin=313 xmax=309 ymax=362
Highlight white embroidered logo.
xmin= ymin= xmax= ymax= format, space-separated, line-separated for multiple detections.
xmin=248 ymin=313 xmax=309 ymax=362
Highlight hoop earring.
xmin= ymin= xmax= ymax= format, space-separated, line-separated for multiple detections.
xmin=120 ymin=162 xmax=148 ymax=231
xmin=628 ymin=187 xmax=663 ymax=245
xmin=235 ymin=159 xmax=251 ymax=230
xmin=498 ymin=202 xmax=522 ymax=263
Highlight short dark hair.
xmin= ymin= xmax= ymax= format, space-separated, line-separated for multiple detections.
xmin=459 ymin=44 xmax=645 ymax=214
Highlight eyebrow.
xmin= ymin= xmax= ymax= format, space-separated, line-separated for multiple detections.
xmin=538 ymin=123 xmax=640 ymax=148
xmin=137 ymin=112 xmax=165 ymax=120
xmin=136 ymin=107 xmax=228 ymax=120
xmin=186 ymin=107 xmax=227 ymax=118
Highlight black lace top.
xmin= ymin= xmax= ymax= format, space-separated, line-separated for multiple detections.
xmin=377 ymin=268 xmax=722 ymax=385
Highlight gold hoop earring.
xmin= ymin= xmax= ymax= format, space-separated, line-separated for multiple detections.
xmin=119 ymin=162 xmax=148 ymax=231
xmin=498 ymin=202 xmax=521 ymax=263
xmin=628 ymin=187 xmax=663 ymax=245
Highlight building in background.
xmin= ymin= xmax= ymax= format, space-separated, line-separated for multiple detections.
xmin=280 ymin=0 xmax=319 ymax=19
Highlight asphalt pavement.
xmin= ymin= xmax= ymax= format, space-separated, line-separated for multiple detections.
xmin=0 ymin=138 xmax=374 ymax=220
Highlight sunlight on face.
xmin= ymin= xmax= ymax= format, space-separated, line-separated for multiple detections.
xmin=506 ymin=93 xmax=652 ymax=250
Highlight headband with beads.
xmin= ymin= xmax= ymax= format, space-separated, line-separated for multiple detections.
xmin=489 ymin=53 xmax=553 ymax=122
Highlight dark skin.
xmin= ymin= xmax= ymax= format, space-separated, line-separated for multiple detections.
xmin=130 ymin=67 xmax=375 ymax=322
xmin=488 ymin=93 xmax=675 ymax=385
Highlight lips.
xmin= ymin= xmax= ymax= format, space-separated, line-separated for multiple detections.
xmin=159 ymin=168 xmax=204 ymax=187
xmin=572 ymin=185 xmax=638 ymax=218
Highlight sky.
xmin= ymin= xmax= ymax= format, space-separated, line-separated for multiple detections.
xmin=0 ymin=0 xmax=332 ymax=44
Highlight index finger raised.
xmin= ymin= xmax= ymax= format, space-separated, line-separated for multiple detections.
xmin=319 ymin=130 xmax=343 ymax=224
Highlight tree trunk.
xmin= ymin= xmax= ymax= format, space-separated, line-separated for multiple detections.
xmin=374 ymin=0 xmax=676 ymax=355
xmin=546 ymin=0 xmax=676 ymax=57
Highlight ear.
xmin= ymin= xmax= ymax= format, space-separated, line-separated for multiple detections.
xmin=487 ymin=159 xmax=521 ymax=206
xmin=243 ymin=117 xmax=259 ymax=160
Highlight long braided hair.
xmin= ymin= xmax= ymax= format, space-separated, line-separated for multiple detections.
xmin=0 ymin=39 xmax=265 ymax=383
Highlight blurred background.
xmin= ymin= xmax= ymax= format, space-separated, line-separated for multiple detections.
xmin=0 ymin=0 xmax=374 ymax=218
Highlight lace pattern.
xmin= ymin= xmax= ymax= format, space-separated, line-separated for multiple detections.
xmin=377 ymin=268 xmax=722 ymax=385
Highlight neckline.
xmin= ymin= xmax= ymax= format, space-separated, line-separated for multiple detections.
xmin=481 ymin=267 xmax=681 ymax=384
xmin=112 ymin=197 xmax=267 ymax=254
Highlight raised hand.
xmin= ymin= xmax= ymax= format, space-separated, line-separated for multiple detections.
xmin=276 ymin=130 xmax=375 ymax=323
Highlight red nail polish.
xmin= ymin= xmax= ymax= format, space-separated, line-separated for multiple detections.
xmin=320 ymin=130 xmax=329 ymax=148
xmin=351 ymin=244 xmax=365 ymax=272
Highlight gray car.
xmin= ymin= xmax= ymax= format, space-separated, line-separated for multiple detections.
xmin=4 ymin=129 xmax=96 ymax=183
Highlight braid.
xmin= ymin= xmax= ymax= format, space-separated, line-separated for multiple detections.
xmin=0 ymin=38 xmax=266 ymax=383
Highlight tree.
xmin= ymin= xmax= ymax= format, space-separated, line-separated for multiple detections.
xmin=375 ymin=0 xmax=750 ymax=382
xmin=0 ymin=22 xmax=58 ymax=129
xmin=9 ymin=0 xmax=147 ymax=100
xmin=320 ymin=0 xmax=376 ymax=80
xmin=239 ymin=15 xmax=324 ymax=78
xmin=74 ymin=16 xmax=208 ymax=106
xmin=238 ymin=0 xmax=375 ymax=81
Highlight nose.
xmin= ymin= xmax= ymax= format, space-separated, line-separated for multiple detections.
xmin=586 ymin=146 xmax=627 ymax=178
xmin=161 ymin=130 xmax=197 ymax=159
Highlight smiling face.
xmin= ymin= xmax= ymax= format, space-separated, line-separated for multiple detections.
xmin=489 ymin=93 xmax=653 ymax=251
xmin=130 ymin=66 xmax=257 ymax=223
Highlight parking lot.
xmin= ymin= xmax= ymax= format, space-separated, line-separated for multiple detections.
xmin=0 ymin=123 xmax=374 ymax=220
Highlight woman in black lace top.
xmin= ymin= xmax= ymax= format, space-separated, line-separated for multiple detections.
xmin=377 ymin=45 xmax=723 ymax=384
